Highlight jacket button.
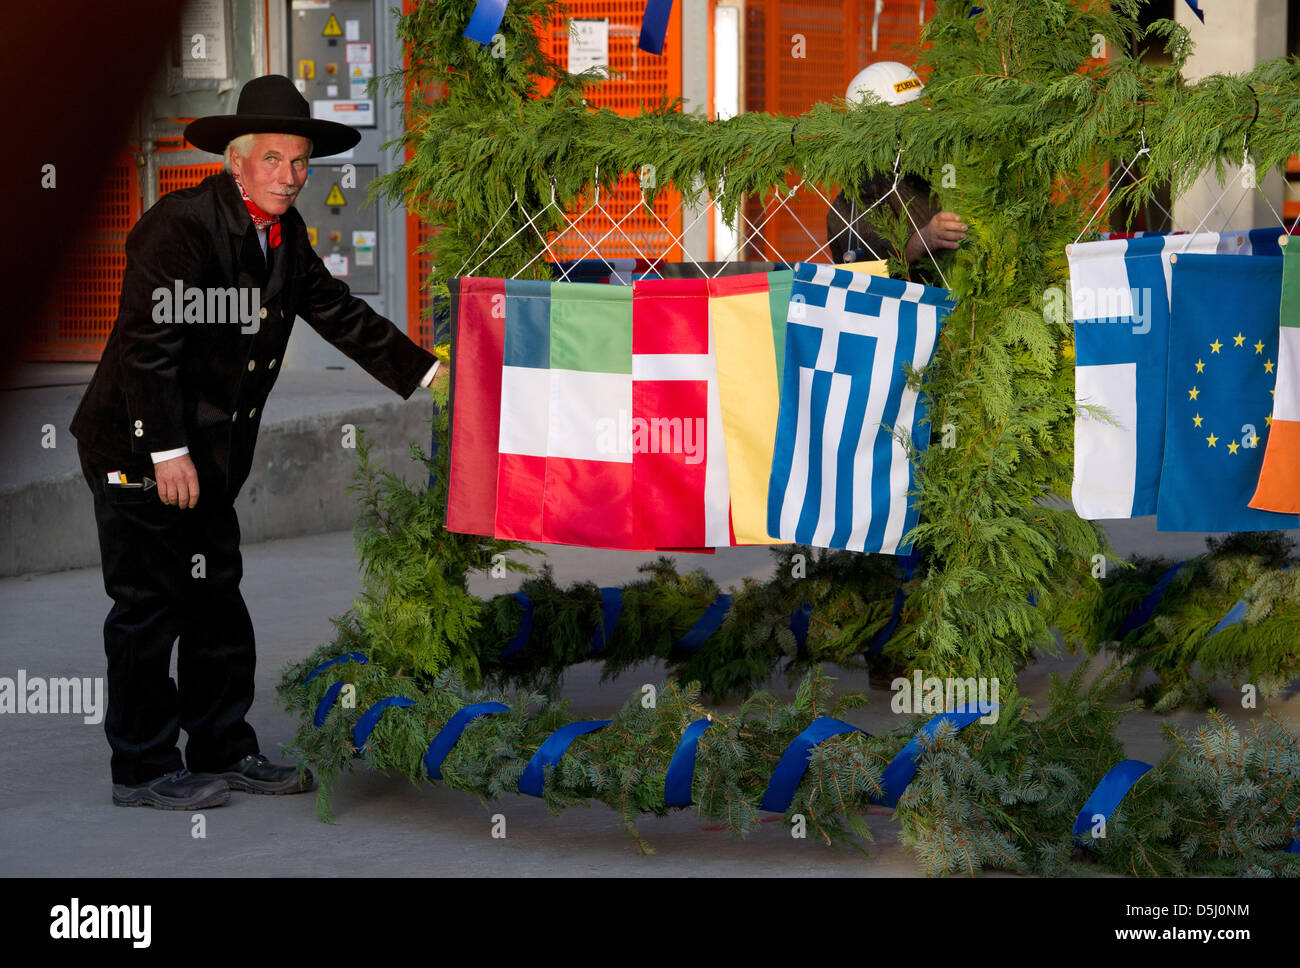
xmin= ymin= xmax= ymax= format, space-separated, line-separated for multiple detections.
xmin=133 ymin=419 xmax=143 ymax=428
xmin=268 ymin=359 xmax=277 ymax=369
xmin=248 ymin=360 xmax=256 ymax=371
xmin=249 ymin=407 xmax=257 ymax=418
xmin=259 ymin=307 xmax=268 ymax=319
xmin=134 ymin=428 xmax=144 ymax=437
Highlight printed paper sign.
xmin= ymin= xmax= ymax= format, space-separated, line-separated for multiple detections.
xmin=345 ymin=19 xmax=360 ymax=41
xmin=352 ymin=231 xmax=377 ymax=247
xmin=345 ymin=42 xmax=372 ymax=64
xmin=568 ymin=19 xmax=609 ymax=74
xmin=323 ymin=253 xmax=350 ymax=277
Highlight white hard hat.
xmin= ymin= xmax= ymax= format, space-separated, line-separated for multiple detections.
xmin=846 ymin=62 xmax=925 ymax=107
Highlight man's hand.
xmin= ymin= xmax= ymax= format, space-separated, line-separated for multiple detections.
xmin=154 ymin=453 xmax=200 ymax=509
xmin=906 ymin=211 xmax=968 ymax=263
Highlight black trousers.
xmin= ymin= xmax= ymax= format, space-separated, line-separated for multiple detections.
xmin=77 ymin=441 xmax=259 ymax=785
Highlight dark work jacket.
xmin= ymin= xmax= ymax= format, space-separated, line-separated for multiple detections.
xmin=70 ymin=170 xmax=436 ymax=498
xmin=826 ymin=172 xmax=941 ymax=277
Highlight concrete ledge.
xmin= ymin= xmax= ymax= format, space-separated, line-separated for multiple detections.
xmin=0 ymin=365 xmax=436 ymax=577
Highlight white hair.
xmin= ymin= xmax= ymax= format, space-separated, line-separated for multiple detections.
xmin=223 ymin=133 xmax=313 ymax=172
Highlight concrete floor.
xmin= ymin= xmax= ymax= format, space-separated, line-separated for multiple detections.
xmin=1 ymin=518 xmax=1296 ymax=877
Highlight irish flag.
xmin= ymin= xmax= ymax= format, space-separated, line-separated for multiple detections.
xmin=1250 ymin=238 xmax=1300 ymax=513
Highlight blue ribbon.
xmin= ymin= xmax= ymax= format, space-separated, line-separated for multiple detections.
xmin=875 ymin=705 xmax=993 ymax=807
xmin=303 ymin=651 xmax=368 ymax=685
xmin=424 ymin=702 xmax=509 ymax=780
xmin=519 ymin=720 xmax=612 ymax=797
xmin=1072 ymin=759 xmax=1154 ymax=843
xmin=1185 ymin=0 xmax=1204 ymax=23
xmin=313 ymin=681 xmax=347 ymax=728
xmin=637 ymin=0 xmax=674 ymax=55
xmin=501 ymin=592 xmax=534 ymax=659
xmin=353 ymin=696 xmax=416 ymax=752
xmin=1209 ymin=565 xmax=1290 ymax=637
xmin=1116 ymin=562 xmax=1185 ymax=639
xmin=789 ymin=601 xmax=813 ymax=653
xmin=589 ymin=587 xmax=623 ymax=655
xmin=676 ymin=594 xmax=732 ymax=652
xmin=760 ymin=717 xmax=867 ymax=813
xmin=664 ymin=718 xmax=712 ymax=806
xmin=463 ymin=0 xmax=508 ymax=45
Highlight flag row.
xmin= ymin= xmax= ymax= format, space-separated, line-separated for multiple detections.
xmin=444 ymin=260 xmax=956 ymax=555
xmin=1069 ymin=229 xmax=1299 ymax=530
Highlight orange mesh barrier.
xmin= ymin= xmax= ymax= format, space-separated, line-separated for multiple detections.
xmin=28 ymin=153 xmax=141 ymax=362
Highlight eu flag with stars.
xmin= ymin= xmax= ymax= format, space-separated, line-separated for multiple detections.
xmin=1156 ymin=254 xmax=1300 ymax=532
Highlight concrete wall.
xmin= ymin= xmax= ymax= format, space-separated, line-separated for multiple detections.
xmin=1173 ymin=0 xmax=1289 ymax=232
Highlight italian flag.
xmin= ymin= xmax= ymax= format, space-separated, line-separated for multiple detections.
xmin=446 ymin=276 xmax=730 ymax=550
xmin=1250 ymin=239 xmax=1300 ymax=513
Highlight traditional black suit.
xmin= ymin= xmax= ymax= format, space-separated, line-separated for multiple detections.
xmin=70 ymin=170 xmax=435 ymax=784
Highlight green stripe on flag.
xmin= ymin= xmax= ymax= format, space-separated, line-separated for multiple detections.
xmin=1283 ymin=245 xmax=1300 ymax=329
xmin=767 ymin=270 xmax=794 ymax=386
xmin=550 ymin=282 xmax=633 ymax=372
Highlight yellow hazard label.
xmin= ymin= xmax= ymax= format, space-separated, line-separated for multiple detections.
xmin=324 ymin=184 xmax=346 ymax=207
xmin=298 ymin=60 xmax=315 ymax=79
xmin=894 ymin=78 xmax=922 ymax=93
xmin=323 ymin=14 xmax=343 ymax=37
xmin=306 ymin=227 xmax=318 ymax=246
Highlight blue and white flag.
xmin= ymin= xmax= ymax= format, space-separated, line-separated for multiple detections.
xmin=1156 ymin=253 xmax=1300 ymax=532
xmin=1068 ymin=233 xmax=1221 ymax=519
xmin=1217 ymin=228 xmax=1288 ymax=257
xmin=766 ymin=263 xmax=954 ymax=554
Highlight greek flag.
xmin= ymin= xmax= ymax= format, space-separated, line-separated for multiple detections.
xmin=767 ymin=263 xmax=954 ymax=554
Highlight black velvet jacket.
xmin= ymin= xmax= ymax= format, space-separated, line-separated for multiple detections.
xmin=70 ymin=169 xmax=435 ymax=495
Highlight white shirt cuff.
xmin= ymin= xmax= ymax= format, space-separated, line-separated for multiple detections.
xmin=419 ymin=361 xmax=440 ymax=387
xmin=151 ymin=446 xmax=190 ymax=463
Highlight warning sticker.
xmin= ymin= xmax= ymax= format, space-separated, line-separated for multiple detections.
xmin=323 ymin=253 xmax=349 ymax=277
xmin=323 ymin=14 xmax=343 ymax=37
xmin=324 ymin=184 xmax=347 ymax=207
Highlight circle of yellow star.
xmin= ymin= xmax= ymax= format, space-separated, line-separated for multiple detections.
xmin=1195 ymin=359 xmax=1205 ymax=373
xmin=1266 ymin=413 xmax=1273 ymax=426
xmin=1192 ymin=413 xmax=1204 ymax=427
xmin=1210 ymin=339 xmax=1223 ymax=353
xmin=1233 ymin=333 xmax=1245 ymax=346
xmin=1188 ymin=386 xmax=1200 ymax=401
xmin=1250 ymin=434 xmax=1259 ymax=447
xmin=1228 ymin=440 xmax=1240 ymax=454
xmin=1255 ymin=340 xmax=1265 ymax=354
xmin=1264 ymin=359 xmax=1275 ymax=374
xmin=1206 ymin=432 xmax=1218 ymax=447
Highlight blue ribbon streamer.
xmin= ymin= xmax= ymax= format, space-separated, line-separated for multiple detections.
xmin=676 ymin=594 xmax=733 ymax=652
xmin=313 ymin=681 xmax=347 ymax=728
xmin=1209 ymin=565 xmax=1290 ymax=637
xmin=1072 ymin=759 xmax=1154 ymax=843
xmin=304 ymin=651 xmax=368 ymax=685
xmin=353 ymin=697 xmax=416 ymax=752
xmin=589 ymin=587 xmax=623 ymax=655
xmin=519 ymin=720 xmax=612 ymax=797
xmin=1185 ymin=0 xmax=1204 ymax=23
xmin=875 ymin=704 xmax=993 ymax=807
xmin=463 ymin=0 xmax=508 ymax=45
xmin=424 ymin=702 xmax=509 ymax=780
xmin=1116 ymin=562 xmax=1186 ymax=639
xmin=501 ymin=593 xmax=534 ymax=659
xmin=637 ymin=0 xmax=674 ymax=55
xmin=664 ymin=718 xmax=713 ymax=806
xmin=866 ymin=588 xmax=907 ymax=654
xmin=760 ymin=717 xmax=867 ymax=813
xmin=789 ymin=601 xmax=813 ymax=653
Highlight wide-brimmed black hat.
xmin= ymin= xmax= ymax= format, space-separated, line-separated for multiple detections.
xmin=185 ymin=74 xmax=361 ymax=159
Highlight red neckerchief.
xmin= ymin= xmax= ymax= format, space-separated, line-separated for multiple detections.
xmin=232 ymin=172 xmax=281 ymax=248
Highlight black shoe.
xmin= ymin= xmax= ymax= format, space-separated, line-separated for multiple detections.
xmin=215 ymin=754 xmax=314 ymax=795
xmin=112 ymin=769 xmax=231 ymax=810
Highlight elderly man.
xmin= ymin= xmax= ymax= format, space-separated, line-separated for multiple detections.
xmin=70 ymin=75 xmax=438 ymax=809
